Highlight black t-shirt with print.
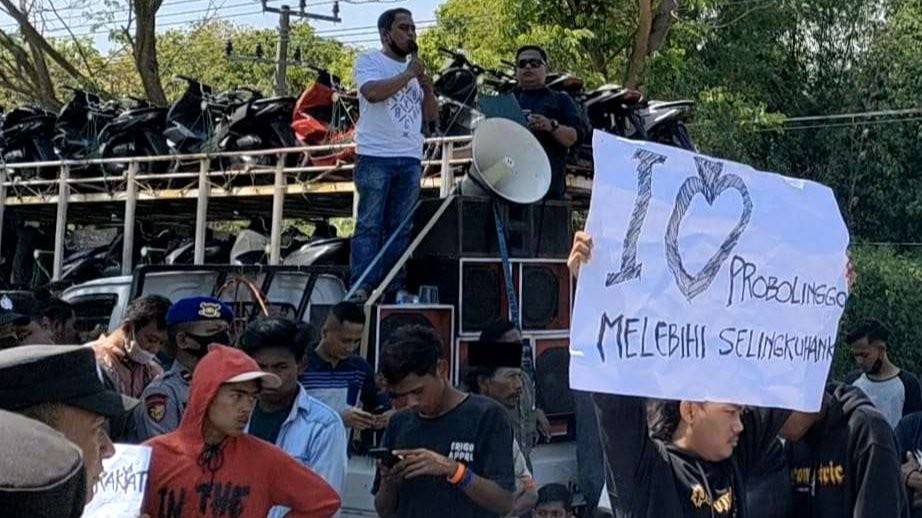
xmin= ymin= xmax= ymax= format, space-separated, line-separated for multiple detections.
xmin=374 ymin=394 xmax=516 ymax=518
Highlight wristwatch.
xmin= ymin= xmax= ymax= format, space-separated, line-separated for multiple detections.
xmin=551 ymin=119 xmax=560 ymax=131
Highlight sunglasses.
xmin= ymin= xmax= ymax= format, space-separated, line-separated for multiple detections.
xmin=517 ymin=58 xmax=545 ymax=69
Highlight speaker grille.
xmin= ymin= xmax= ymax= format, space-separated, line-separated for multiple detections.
xmin=461 ymin=264 xmax=503 ymax=333
xmin=535 ymin=346 xmax=575 ymax=415
xmin=522 ymin=265 xmax=560 ymax=329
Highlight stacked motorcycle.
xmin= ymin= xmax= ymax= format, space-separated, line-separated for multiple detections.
xmin=0 ymin=76 xmax=311 ymax=182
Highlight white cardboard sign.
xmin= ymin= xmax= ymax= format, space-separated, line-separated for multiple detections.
xmin=83 ymin=444 xmax=151 ymax=518
xmin=569 ymin=131 xmax=849 ymax=411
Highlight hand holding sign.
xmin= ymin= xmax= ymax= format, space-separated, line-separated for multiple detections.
xmin=569 ymin=132 xmax=850 ymax=412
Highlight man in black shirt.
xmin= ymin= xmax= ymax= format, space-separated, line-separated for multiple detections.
xmin=512 ymin=45 xmax=587 ymax=200
xmin=374 ymin=325 xmax=516 ymax=518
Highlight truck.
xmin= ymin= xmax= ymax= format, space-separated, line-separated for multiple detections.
xmin=0 ymin=136 xmax=586 ymax=515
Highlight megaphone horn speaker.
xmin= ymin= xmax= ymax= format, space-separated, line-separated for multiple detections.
xmin=463 ymin=118 xmax=551 ymax=204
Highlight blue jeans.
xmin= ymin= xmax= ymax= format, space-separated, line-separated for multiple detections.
xmin=350 ymin=155 xmax=421 ymax=293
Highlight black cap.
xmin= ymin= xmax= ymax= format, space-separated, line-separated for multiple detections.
xmin=0 ymin=345 xmax=138 ymax=417
xmin=0 ymin=409 xmax=87 ymax=518
xmin=468 ymin=341 xmax=523 ymax=369
xmin=0 ymin=294 xmax=29 ymax=327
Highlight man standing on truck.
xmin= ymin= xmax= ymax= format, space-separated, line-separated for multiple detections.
xmin=90 ymin=295 xmax=171 ymax=398
xmin=512 ymin=45 xmax=586 ymax=200
xmin=135 ymin=296 xmax=233 ymax=441
xmin=349 ymin=7 xmax=438 ymax=302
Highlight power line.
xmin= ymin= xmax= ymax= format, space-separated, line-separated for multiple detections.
xmin=759 ymin=116 xmax=922 ymax=132
xmin=782 ymin=108 xmax=922 ymax=124
xmin=0 ymin=0 xmax=225 ymax=31
xmin=34 ymin=1 xmax=257 ymax=36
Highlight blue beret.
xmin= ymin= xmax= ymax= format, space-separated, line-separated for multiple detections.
xmin=166 ymin=297 xmax=234 ymax=327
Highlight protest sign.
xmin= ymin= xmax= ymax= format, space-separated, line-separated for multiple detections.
xmin=569 ymin=131 xmax=849 ymax=411
xmin=83 ymin=444 xmax=151 ymax=518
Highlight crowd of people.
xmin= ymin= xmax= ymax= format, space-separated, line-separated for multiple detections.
xmin=2 ymin=236 xmax=921 ymax=518
xmin=1 ymin=5 xmax=920 ymax=518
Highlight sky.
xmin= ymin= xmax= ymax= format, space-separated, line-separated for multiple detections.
xmin=0 ymin=0 xmax=445 ymax=52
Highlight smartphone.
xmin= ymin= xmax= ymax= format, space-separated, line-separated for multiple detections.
xmin=368 ymin=447 xmax=402 ymax=468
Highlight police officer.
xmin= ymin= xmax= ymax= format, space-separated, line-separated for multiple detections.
xmin=134 ymin=296 xmax=233 ymax=441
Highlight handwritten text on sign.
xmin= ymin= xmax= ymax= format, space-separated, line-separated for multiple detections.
xmin=569 ymin=132 xmax=849 ymax=412
xmin=83 ymin=444 xmax=151 ymax=518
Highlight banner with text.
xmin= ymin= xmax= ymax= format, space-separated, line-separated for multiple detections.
xmin=569 ymin=131 xmax=849 ymax=411
xmin=83 ymin=444 xmax=151 ymax=518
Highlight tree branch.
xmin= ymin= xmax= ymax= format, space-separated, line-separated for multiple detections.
xmin=624 ymin=0 xmax=653 ymax=89
xmin=649 ymin=0 xmax=680 ymax=53
xmin=131 ymin=0 xmax=167 ymax=105
xmin=44 ymin=0 xmax=103 ymax=92
xmin=0 ymin=0 xmax=92 ymax=87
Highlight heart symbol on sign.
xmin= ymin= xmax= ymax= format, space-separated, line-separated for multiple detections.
xmin=665 ymin=157 xmax=753 ymax=300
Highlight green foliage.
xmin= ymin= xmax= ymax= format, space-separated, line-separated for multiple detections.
xmin=0 ymin=20 xmax=356 ymax=108
xmin=834 ymin=247 xmax=922 ymax=378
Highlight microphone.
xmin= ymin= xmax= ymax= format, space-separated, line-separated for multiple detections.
xmin=407 ymin=40 xmax=419 ymax=58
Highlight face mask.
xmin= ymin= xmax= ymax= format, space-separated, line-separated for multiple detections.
xmin=126 ymin=333 xmax=156 ymax=365
xmin=185 ymin=331 xmax=231 ymax=359
xmin=386 ymin=35 xmax=411 ymax=58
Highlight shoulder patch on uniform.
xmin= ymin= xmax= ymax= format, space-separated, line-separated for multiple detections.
xmin=145 ymin=394 xmax=167 ymax=423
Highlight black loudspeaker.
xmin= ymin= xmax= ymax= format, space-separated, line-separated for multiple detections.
xmin=409 ymin=259 xmax=572 ymax=335
xmin=521 ymin=262 xmax=571 ymax=332
xmin=534 ymin=338 xmax=575 ymax=417
xmin=413 ymin=196 xmax=571 ymax=259
xmin=373 ymin=305 xmax=456 ymax=379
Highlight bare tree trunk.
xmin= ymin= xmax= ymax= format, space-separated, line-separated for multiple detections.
xmin=624 ymin=0 xmax=653 ymax=89
xmin=0 ymin=0 xmax=91 ymax=90
xmin=132 ymin=0 xmax=167 ymax=106
xmin=25 ymin=38 xmax=58 ymax=108
xmin=649 ymin=0 xmax=680 ymax=53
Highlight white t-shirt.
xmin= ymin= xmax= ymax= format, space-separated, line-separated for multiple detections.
xmin=354 ymin=50 xmax=424 ymax=159
xmin=853 ymin=373 xmax=905 ymax=428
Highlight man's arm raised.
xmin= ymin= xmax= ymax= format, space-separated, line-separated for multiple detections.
xmin=360 ymin=57 xmax=424 ymax=103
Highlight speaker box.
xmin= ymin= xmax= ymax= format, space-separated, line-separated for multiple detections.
xmin=413 ymin=196 xmax=572 ymax=259
xmin=534 ymin=337 xmax=575 ymax=416
xmin=372 ymin=304 xmax=456 ymax=379
xmin=407 ymin=259 xmax=520 ymax=336
xmin=521 ymin=262 xmax=572 ymax=332
xmin=408 ymin=258 xmax=571 ymax=335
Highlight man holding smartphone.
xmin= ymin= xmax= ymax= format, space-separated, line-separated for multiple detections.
xmin=373 ymin=325 xmax=516 ymax=518
xmin=512 ymin=45 xmax=587 ymax=200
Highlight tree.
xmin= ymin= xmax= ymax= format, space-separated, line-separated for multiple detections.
xmin=0 ymin=0 xmax=101 ymax=108
xmin=129 ymin=0 xmax=167 ymax=106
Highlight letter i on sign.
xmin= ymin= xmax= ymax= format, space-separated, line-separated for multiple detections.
xmin=606 ymin=150 xmax=668 ymax=287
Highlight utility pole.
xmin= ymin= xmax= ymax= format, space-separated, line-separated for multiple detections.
xmin=275 ymin=5 xmax=291 ymax=96
xmin=261 ymin=0 xmax=341 ymax=96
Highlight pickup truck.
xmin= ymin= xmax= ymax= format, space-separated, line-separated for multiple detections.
xmin=60 ymin=265 xmax=579 ymax=516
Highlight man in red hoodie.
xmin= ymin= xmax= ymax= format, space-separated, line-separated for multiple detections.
xmin=142 ymin=344 xmax=341 ymax=518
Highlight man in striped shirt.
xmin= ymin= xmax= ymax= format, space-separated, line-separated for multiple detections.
xmin=300 ymin=302 xmax=391 ymax=438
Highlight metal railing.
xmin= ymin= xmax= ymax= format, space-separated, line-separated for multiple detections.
xmin=0 ymin=136 xmax=473 ymax=282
